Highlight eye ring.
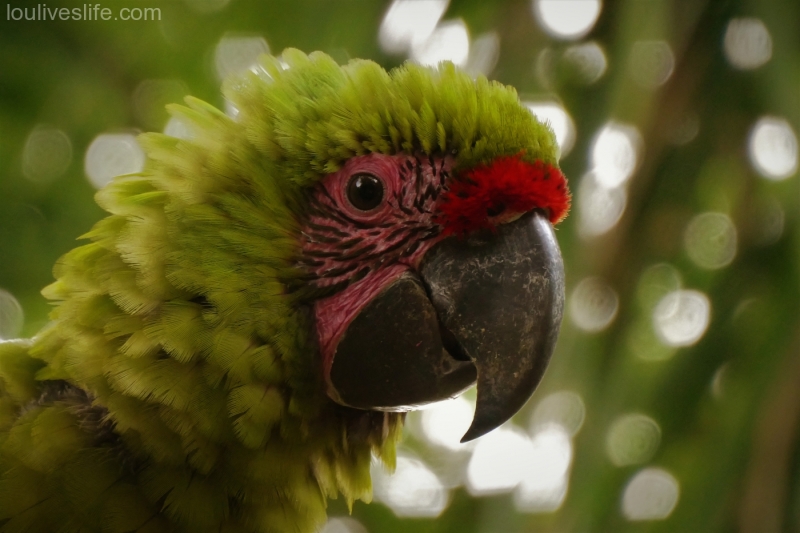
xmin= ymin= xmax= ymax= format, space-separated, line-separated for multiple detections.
xmin=346 ymin=173 xmax=385 ymax=212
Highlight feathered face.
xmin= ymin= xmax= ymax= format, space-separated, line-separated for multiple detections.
xmin=299 ymin=151 xmax=569 ymax=441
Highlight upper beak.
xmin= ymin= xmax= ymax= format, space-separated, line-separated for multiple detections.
xmin=327 ymin=210 xmax=565 ymax=442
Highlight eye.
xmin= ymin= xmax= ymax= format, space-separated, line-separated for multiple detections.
xmin=346 ymin=173 xmax=385 ymax=212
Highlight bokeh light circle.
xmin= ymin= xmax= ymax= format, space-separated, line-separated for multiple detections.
xmin=748 ymin=116 xmax=798 ymax=180
xmin=570 ymin=277 xmax=619 ymax=332
xmin=684 ymin=212 xmax=737 ymax=269
xmin=22 ymin=127 xmax=72 ymax=184
xmin=622 ymin=468 xmax=680 ymax=521
xmin=0 ymin=289 xmax=24 ymax=340
xmin=652 ymin=290 xmax=711 ymax=347
xmin=606 ymin=413 xmax=661 ymax=466
xmin=723 ymin=18 xmax=772 ymax=70
xmin=533 ymin=0 xmax=602 ymax=40
xmin=84 ymin=133 xmax=145 ymax=190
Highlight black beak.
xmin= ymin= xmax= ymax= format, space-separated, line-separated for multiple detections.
xmin=327 ymin=211 xmax=565 ymax=442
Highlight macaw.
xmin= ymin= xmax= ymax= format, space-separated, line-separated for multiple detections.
xmin=0 ymin=49 xmax=569 ymax=533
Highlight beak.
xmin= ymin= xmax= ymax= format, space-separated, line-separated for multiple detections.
xmin=327 ymin=210 xmax=565 ymax=442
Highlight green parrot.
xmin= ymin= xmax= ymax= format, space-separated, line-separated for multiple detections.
xmin=0 ymin=49 xmax=570 ymax=532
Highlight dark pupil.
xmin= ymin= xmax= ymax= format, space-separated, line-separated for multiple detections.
xmin=347 ymin=173 xmax=384 ymax=211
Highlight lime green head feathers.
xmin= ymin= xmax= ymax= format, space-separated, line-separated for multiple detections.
xmin=226 ymin=48 xmax=559 ymax=186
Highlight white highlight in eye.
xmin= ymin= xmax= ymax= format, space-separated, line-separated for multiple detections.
xmin=622 ymin=468 xmax=680 ymax=521
xmin=214 ymin=35 xmax=270 ymax=81
xmin=577 ymin=171 xmax=627 ymax=238
xmin=530 ymin=391 xmax=586 ymax=437
xmin=526 ymin=102 xmax=576 ymax=158
xmin=591 ymin=122 xmax=642 ymax=188
xmin=532 ymin=0 xmax=602 ymax=40
xmin=748 ymin=116 xmax=798 ymax=180
xmin=570 ymin=277 xmax=619 ymax=332
xmin=684 ymin=212 xmax=737 ymax=269
xmin=22 ymin=127 xmax=72 ymax=184
xmin=629 ymin=40 xmax=675 ymax=88
xmin=420 ymin=395 xmax=475 ymax=451
xmin=0 ymin=289 xmax=24 ymax=340
xmin=562 ymin=41 xmax=607 ymax=84
xmin=84 ymin=133 xmax=145 ymax=190
xmin=606 ymin=413 xmax=661 ymax=466
xmin=652 ymin=290 xmax=711 ymax=347
xmin=723 ymin=18 xmax=772 ymax=70
xmin=372 ymin=455 xmax=449 ymax=517
xmin=379 ymin=0 xmax=449 ymax=55
xmin=411 ymin=19 xmax=470 ymax=67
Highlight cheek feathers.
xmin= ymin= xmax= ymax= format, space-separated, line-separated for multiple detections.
xmin=436 ymin=154 xmax=571 ymax=236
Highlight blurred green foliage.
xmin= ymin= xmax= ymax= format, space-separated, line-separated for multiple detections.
xmin=1 ymin=0 xmax=799 ymax=531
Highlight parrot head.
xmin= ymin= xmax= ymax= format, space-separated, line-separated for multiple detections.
xmin=224 ymin=50 xmax=572 ymax=442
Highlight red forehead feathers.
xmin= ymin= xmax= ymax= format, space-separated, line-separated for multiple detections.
xmin=436 ymin=154 xmax=571 ymax=236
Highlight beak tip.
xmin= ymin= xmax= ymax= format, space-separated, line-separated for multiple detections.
xmin=459 ymin=425 xmax=485 ymax=443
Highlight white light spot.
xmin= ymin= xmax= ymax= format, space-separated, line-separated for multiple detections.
xmin=526 ymin=102 xmax=576 ymax=158
xmin=577 ymin=171 xmax=627 ymax=238
xmin=372 ymin=455 xmax=449 ymax=518
xmin=570 ymin=277 xmax=619 ymax=332
xmin=653 ymin=290 xmax=711 ymax=347
xmin=379 ymin=0 xmax=449 ymax=55
xmin=530 ymin=391 xmax=586 ymax=437
xmin=465 ymin=31 xmax=500 ymax=77
xmin=84 ymin=134 xmax=145 ymax=190
xmin=320 ymin=517 xmax=369 ymax=533
xmin=748 ymin=116 xmax=798 ymax=180
xmin=684 ymin=212 xmax=737 ymax=269
xmin=466 ymin=426 xmax=535 ymax=495
xmin=214 ymin=35 xmax=270 ymax=81
xmin=133 ymin=79 xmax=188 ymax=129
xmin=514 ymin=426 xmax=572 ymax=513
xmin=591 ymin=122 xmax=643 ymax=188
xmin=629 ymin=40 xmax=675 ymax=88
xmin=421 ymin=396 xmax=475 ymax=451
xmin=22 ymin=127 xmax=72 ymax=184
xmin=622 ymin=468 xmax=680 ymax=521
xmin=562 ymin=41 xmax=607 ymax=84
xmin=163 ymin=116 xmax=194 ymax=140
xmin=606 ymin=413 xmax=661 ymax=466
xmin=0 ymin=289 xmax=24 ymax=340
xmin=724 ymin=18 xmax=772 ymax=70
xmin=411 ymin=19 xmax=470 ymax=67
xmin=533 ymin=0 xmax=602 ymax=40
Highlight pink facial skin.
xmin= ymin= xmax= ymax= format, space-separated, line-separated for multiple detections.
xmin=300 ymin=153 xmax=455 ymax=384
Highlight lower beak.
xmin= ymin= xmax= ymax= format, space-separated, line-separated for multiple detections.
xmin=327 ymin=210 xmax=565 ymax=442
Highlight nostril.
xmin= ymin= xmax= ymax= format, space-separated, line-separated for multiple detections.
xmin=486 ymin=203 xmax=506 ymax=217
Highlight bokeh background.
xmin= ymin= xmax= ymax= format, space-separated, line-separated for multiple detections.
xmin=1 ymin=0 xmax=799 ymax=531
